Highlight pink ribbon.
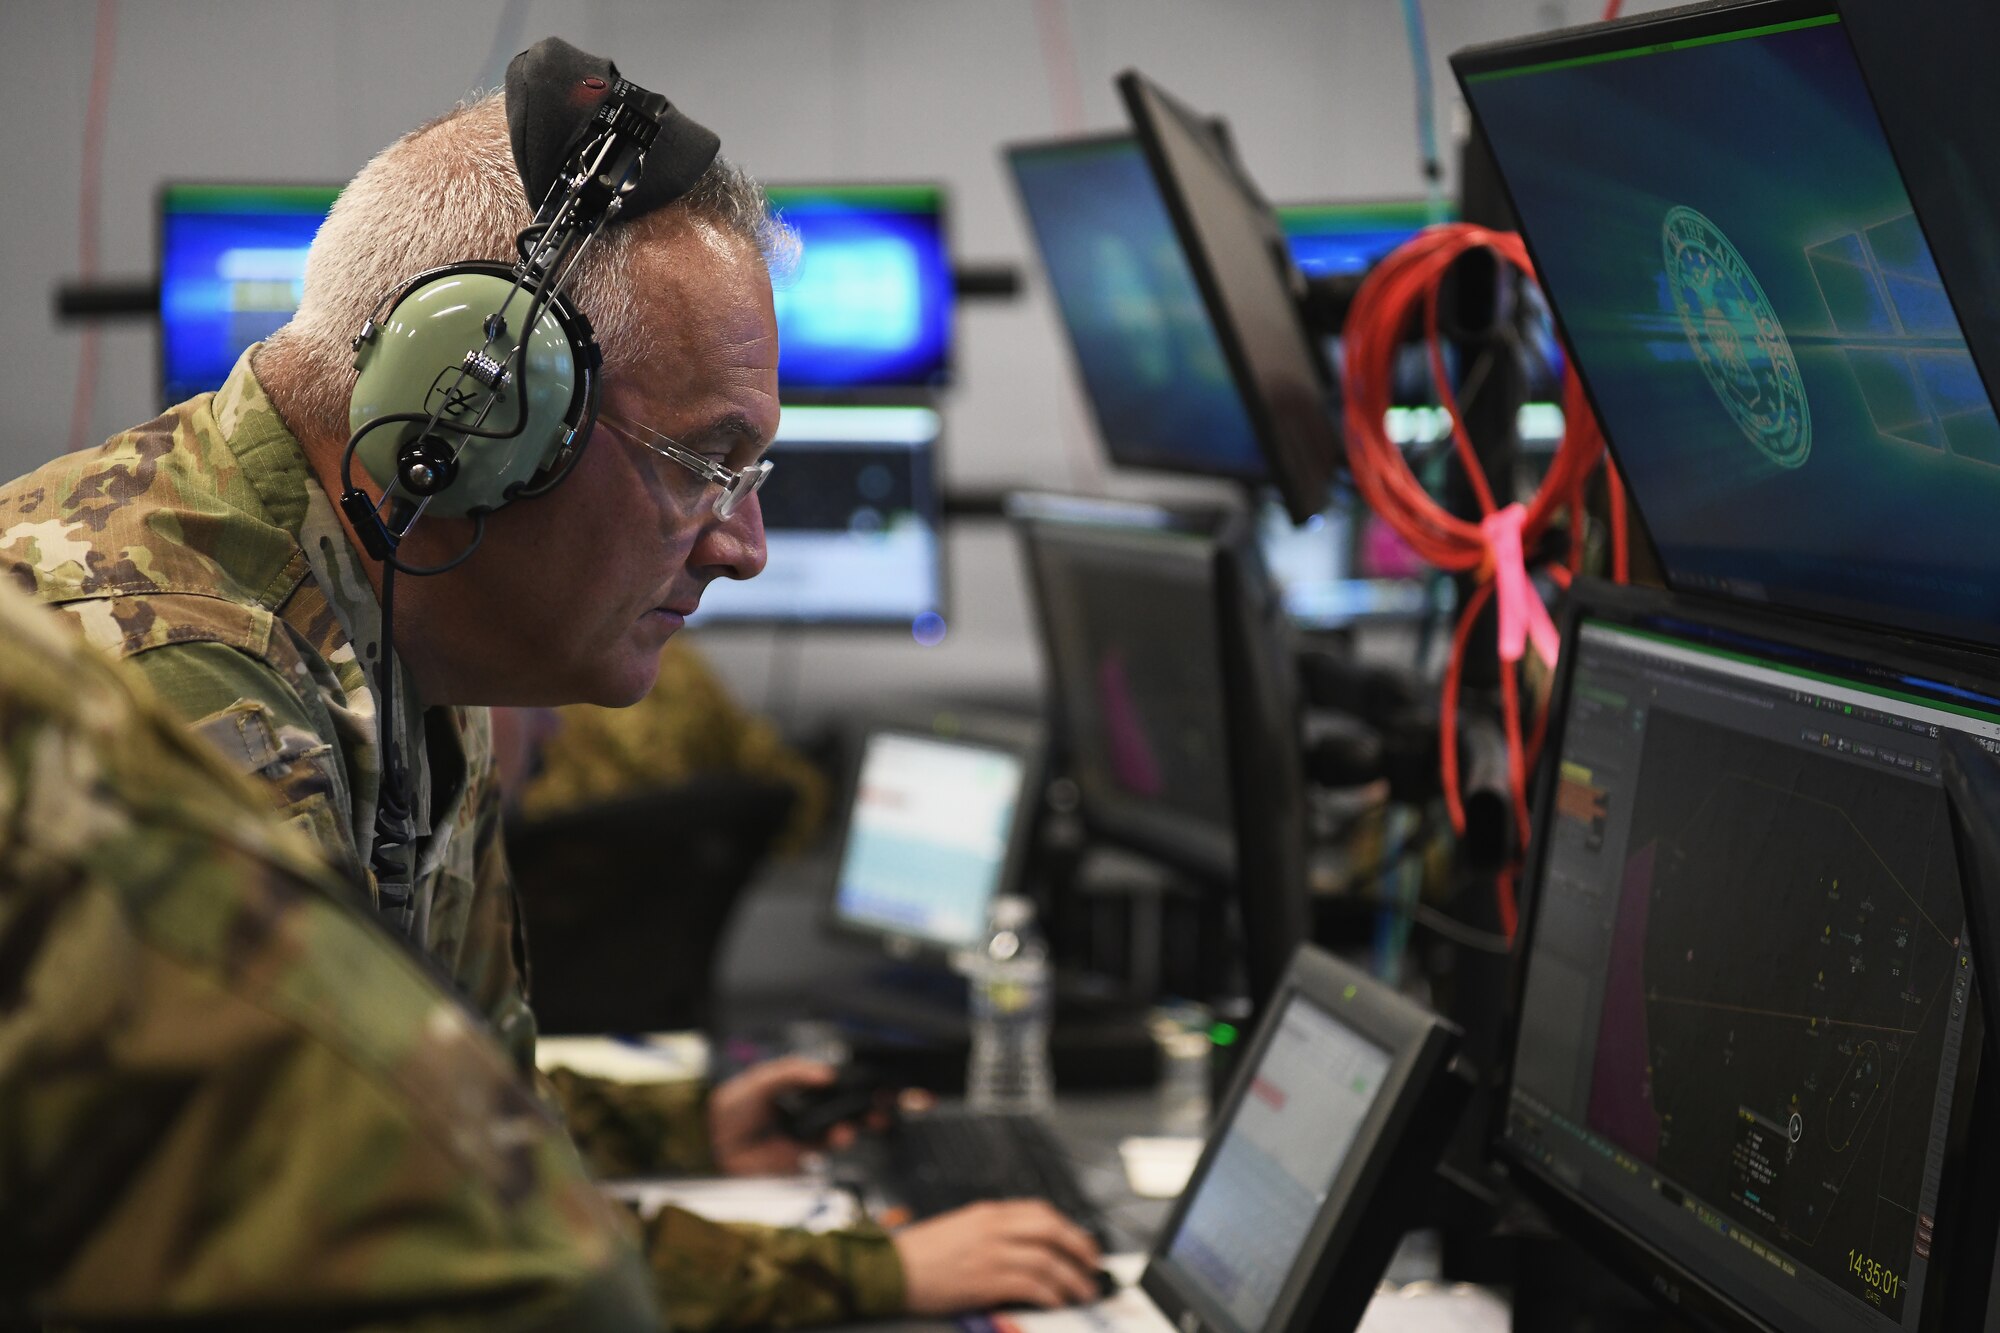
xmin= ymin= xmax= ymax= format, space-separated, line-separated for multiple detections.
xmin=1481 ymin=503 xmax=1560 ymax=668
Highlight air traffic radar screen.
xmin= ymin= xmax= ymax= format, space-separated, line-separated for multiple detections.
xmin=1507 ymin=590 xmax=1988 ymax=1331
xmin=1456 ymin=1 xmax=2000 ymax=648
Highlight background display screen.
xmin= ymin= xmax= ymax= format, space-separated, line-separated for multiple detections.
xmin=1462 ymin=12 xmax=2000 ymax=646
xmin=1009 ymin=137 xmax=1266 ymax=481
xmin=832 ymin=733 xmax=1025 ymax=950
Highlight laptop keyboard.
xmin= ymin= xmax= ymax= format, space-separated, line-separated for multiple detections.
xmin=885 ymin=1109 xmax=1109 ymax=1242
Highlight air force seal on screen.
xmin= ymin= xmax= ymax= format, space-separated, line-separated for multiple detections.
xmin=1662 ymin=205 xmax=1811 ymax=469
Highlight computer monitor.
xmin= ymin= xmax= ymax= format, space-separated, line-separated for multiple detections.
xmin=1257 ymin=493 xmax=1432 ymax=629
xmin=1013 ymin=495 xmax=1309 ymax=1009
xmin=158 ymin=182 xmax=340 ymax=405
xmin=765 ymin=183 xmax=953 ymax=396
xmin=824 ymin=714 xmax=1043 ymax=959
xmin=1455 ymin=1 xmax=2000 ymax=649
xmin=1016 ymin=504 xmax=1236 ymax=882
xmin=1275 ymin=198 xmax=1436 ymax=284
xmin=1006 ymin=134 xmax=1268 ymax=486
xmin=1117 ymin=72 xmax=1343 ymax=524
xmin=684 ymin=405 xmax=943 ymax=628
xmin=1140 ymin=945 xmax=1465 ymax=1333
xmin=1503 ymin=578 xmax=1992 ymax=1331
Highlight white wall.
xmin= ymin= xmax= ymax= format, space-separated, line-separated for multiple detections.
xmin=0 ymin=0 xmax=1657 ymax=720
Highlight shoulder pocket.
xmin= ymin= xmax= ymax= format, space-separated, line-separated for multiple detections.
xmin=190 ymin=699 xmax=359 ymax=876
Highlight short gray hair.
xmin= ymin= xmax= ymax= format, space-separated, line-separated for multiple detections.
xmin=260 ymin=93 xmax=793 ymax=433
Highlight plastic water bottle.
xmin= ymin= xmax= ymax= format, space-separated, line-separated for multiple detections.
xmin=964 ymin=894 xmax=1055 ymax=1116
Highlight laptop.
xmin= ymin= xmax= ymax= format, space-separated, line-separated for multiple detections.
xmin=969 ymin=944 xmax=1466 ymax=1333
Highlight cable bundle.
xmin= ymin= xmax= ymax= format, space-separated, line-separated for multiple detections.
xmin=1341 ymin=223 xmax=1624 ymax=939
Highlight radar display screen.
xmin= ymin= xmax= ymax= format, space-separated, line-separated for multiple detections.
xmin=1508 ymin=613 xmax=1987 ymax=1332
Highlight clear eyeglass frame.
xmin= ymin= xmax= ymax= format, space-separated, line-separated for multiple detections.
xmin=597 ymin=412 xmax=773 ymax=520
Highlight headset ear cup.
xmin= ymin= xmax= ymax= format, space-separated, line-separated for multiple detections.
xmin=347 ymin=261 xmax=594 ymax=517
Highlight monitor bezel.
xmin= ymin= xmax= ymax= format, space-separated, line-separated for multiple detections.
xmin=1003 ymin=130 xmax=1272 ymax=489
xmin=1497 ymin=575 xmax=1997 ymax=1333
xmin=1452 ymin=0 xmax=2000 ymax=656
xmin=156 ymin=178 xmax=343 ymax=409
xmin=1116 ymin=71 xmax=1343 ymax=524
xmin=761 ymin=179 xmax=955 ymax=402
xmin=1139 ymin=944 xmax=1462 ymax=1333
xmin=819 ymin=710 xmax=1046 ymax=963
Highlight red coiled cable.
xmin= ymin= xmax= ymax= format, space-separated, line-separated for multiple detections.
xmin=1341 ymin=223 xmax=1610 ymax=940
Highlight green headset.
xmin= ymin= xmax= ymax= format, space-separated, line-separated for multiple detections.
xmin=338 ymin=38 xmax=719 ymax=930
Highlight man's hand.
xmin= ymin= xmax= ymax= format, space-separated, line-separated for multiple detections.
xmin=894 ymin=1201 xmax=1104 ymax=1314
xmin=708 ymin=1057 xmax=861 ymax=1175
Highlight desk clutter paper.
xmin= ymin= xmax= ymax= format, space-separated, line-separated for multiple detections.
xmin=603 ymin=1175 xmax=860 ymax=1231
xmin=534 ymin=1033 xmax=709 ymax=1083
xmin=1117 ymin=1136 xmax=1204 ymax=1199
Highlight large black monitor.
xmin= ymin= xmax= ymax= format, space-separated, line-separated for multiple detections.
xmin=1115 ymin=74 xmax=1344 ymax=523
xmin=1006 ymin=134 xmax=1268 ymax=486
xmin=1504 ymin=578 xmax=1993 ymax=1331
xmin=1455 ymin=1 xmax=2000 ymax=650
xmin=1012 ymin=495 xmax=1308 ymax=1010
xmin=764 ymin=182 xmax=954 ymax=397
xmin=159 ymin=182 xmax=340 ymax=405
xmin=685 ymin=405 xmax=944 ymax=630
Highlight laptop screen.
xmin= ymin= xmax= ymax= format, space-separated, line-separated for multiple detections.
xmin=1458 ymin=5 xmax=2000 ymax=648
xmin=1162 ymin=996 xmax=1392 ymax=1333
xmin=830 ymin=732 xmax=1027 ymax=952
xmin=1507 ymin=613 xmax=1986 ymax=1330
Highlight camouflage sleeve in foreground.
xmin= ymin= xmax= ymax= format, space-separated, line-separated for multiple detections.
xmin=542 ymin=1070 xmax=905 ymax=1328
xmin=640 ymin=1207 xmax=904 ymax=1331
xmin=0 ymin=584 xmax=658 ymax=1332
xmin=545 ymin=1066 xmax=719 ymax=1177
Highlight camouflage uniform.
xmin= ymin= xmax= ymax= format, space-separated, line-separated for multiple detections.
xmin=520 ymin=640 xmax=828 ymax=854
xmin=0 ymin=576 xmax=658 ymax=1330
xmin=0 ymin=350 xmax=904 ymax=1330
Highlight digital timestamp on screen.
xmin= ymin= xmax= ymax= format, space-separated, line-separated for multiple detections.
xmin=1847 ymin=1250 xmax=1902 ymax=1304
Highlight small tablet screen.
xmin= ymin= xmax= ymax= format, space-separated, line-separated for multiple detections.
xmin=830 ymin=732 xmax=1027 ymax=951
xmin=1162 ymin=996 xmax=1392 ymax=1333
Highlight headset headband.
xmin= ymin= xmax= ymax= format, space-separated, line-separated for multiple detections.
xmin=504 ymin=36 xmax=720 ymax=224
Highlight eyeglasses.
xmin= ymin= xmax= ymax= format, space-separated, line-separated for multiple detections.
xmin=597 ymin=412 xmax=773 ymax=520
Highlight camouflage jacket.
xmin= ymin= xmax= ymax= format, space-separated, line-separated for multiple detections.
xmin=0 ymin=575 xmax=658 ymax=1330
xmin=0 ymin=351 xmax=902 ymax=1330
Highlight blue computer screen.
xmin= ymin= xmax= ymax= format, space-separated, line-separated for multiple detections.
xmin=1461 ymin=10 xmax=2000 ymax=647
xmin=1007 ymin=137 xmax=1266 ymax=481
xmin=159 ymin=183 xmax=339 ymax=405
xmin=766 ymin=184 xmax=953 ymax=394
xmin=1275 ymin=199 xmax=1437 ymax=280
